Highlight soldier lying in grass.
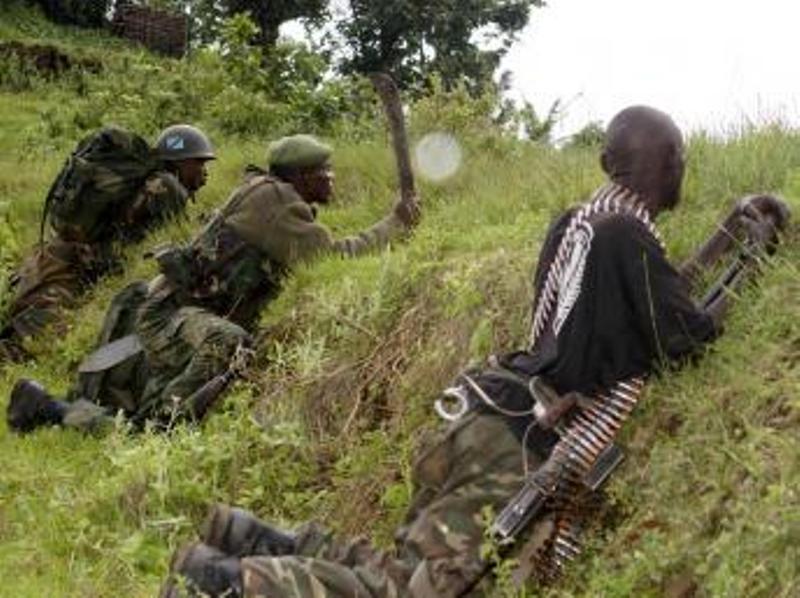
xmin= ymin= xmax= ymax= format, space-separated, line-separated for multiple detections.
xmin=0 ymin=124 xmax=215 ymax=361
xmin=157 ymin=106 xmax=790 ymax=597
xmin=7 ymin=134 xmax=420 ymax=434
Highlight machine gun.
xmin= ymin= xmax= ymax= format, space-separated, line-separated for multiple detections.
xmin=176 ymin=342 xmax=255 ymax=424
xmin=699 ymin=208 xmax=781 ymax=311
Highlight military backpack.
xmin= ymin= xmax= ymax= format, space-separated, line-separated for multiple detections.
xmin=41 ymin=126 xmax=160 ymax=244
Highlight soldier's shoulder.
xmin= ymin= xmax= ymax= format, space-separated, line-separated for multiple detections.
xmin=145 ymin=170 xmax=188 ymax=199
xmin=241 ymin=175 xmax=302 ymax=206
xmin=589 ymin=211 xmax=663 ymax=258
xmin=590 ymin=210 xmax=649 ymax=236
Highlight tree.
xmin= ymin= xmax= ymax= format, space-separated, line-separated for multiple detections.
xmin=337 ymin=1 xmax=420 ymax=88
xmin=562 ymin=120 xmax=605 ymax=149
xmin=145 ymin=0 xmax=327 ymax=50
xmin=338 ymin=0 xmax=544 ymax=93
xmin=35 ymin=0 xmax=110 ymax=27
xmin=516 ymin=98 xmax=561 ymax=143
xmin=225 ymin=0 xmax=327 ymax=49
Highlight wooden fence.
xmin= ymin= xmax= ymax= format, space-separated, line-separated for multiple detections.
xmin=111 ymin=3 xmax=188 ymax=58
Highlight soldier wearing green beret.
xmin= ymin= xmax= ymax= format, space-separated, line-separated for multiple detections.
xmin=232 ymin=133 xmax=419 ymax=264
xmin=268 ymin=134 xmax=332 ymax=171
xmin=7 ymin=134 xmax=420 ymax=434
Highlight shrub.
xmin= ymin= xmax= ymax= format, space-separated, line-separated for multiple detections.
xmin=210 ymin=85 xmax=291 ymax=137
xmin=0 ymin=52 xmax=44 ymax=91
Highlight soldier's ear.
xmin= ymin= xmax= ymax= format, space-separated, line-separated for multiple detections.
xmin=600 ymin=150 xmax=611 ymax=175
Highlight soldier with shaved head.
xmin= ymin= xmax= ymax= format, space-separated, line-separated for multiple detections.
xmin=158 ymin=107 xmax=788 ymax=597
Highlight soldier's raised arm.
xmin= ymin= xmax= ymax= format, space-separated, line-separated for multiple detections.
xmin=223 ymin=134 xmax=415 ymax=267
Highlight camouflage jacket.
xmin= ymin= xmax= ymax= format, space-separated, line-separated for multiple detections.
xmin=112 ymin=170 xmax=189 ymax=244
xmin=223 ymin=167 xmax=406 ymax=265
xmin=49 ymin=169 xmax=188 ymax=246
xmin=0 ymin=171 xmax=188 ymax=351
xmin=155 ymin=169 xmax=405 ymax=329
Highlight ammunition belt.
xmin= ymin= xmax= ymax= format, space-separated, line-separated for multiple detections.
xmin=524 ymin=377 xmax=645 ymax=581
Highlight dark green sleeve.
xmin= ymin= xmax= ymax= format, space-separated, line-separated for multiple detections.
xmin=225 ymin=185 xmax=332 ymax=266
xmin=226 ymin=181 xmax=405 ymax=267
xmin=123 ymin=172 xmax=189 ymax=240
xmin=255 ymin=201 xmax=404 ymax=266
xmin=328 ymin=212 xmax=405 ymax=258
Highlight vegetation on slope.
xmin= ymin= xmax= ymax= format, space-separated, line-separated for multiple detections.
xmin=0 ymin=5 xmax=798 ymax=597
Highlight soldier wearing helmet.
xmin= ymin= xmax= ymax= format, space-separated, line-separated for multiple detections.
xmin=0 ymin=124 xmax=215 ymax=362
xmin=154 ymin=124 xmax=216 ymax=194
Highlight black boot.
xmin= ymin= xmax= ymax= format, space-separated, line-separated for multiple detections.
xmin=160 ymin=542 xmax=243 ymax=598
xmin=201 ymin=504 xmax=297 ymax=557
xmin=6 ymin=379 xmax=65 ymax=433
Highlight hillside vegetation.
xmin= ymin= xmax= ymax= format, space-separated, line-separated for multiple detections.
xmin=0 ymin=5 xmax=798 ymax=597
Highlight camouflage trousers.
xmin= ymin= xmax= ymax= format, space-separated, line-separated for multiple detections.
xmin=134 ymin=277 xmax=250 ymax=424
xmin=58 ymin=276 xmax=249 ymax=431
xmin=0 ymin=237 xmax=112 ymax=360
xmin=240 ymin=411 xmax=543 ymax=597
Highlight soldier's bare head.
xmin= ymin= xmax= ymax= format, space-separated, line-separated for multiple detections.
xmin=601 ymin=106 xmax=684 ymax=214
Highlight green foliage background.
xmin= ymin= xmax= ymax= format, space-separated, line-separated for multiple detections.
xmin=0 ymin=5 xmax=798 ymax=597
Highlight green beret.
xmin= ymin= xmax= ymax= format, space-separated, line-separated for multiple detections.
xmin=267 ymin=134 xmax=332 ymax=171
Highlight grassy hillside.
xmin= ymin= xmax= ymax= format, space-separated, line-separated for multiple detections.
xmin=1 ymin=5 xmax=798 ymax=597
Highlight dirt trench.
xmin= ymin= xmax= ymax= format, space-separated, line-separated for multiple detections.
xmin=0 ymin=41 xmax=101 ymax=76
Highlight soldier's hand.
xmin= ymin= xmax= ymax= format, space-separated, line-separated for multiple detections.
xmin=733 ymin=194 xmax=790 ymax=252
xmin=741 ymin=211 xmax=778 ymax=251
xmin=737 ymin=194 xmax=791 ymax=231
xmin=393 ymin=194 xmax=421 ymax=229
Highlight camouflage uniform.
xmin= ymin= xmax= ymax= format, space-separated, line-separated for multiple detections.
xmin=236 ymin=411 xmax=542 ymax=597
xmin=55 ymin=169 xmax=405 ymax=431
xmin=0 ymin=171 xmax=188 ymax=359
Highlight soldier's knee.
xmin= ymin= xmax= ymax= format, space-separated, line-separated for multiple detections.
xmin=200 ymin=324 xmax=250 ymax=359
xmin=409 ymin=562 xmax=439 ymax=598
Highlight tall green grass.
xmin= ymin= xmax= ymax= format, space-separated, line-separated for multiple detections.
xmin=1 ymin=7 xmax=799 ymax=598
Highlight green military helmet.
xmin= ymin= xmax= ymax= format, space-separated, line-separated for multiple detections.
xmin=268 ymin=134 xmax=332 ymax=172
xmin=155 ymin=124 xmax=216 ymax=162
